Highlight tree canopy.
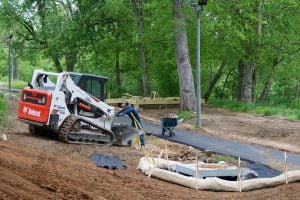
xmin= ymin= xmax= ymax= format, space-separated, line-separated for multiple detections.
xmin=0 ymin=0 xmax=299 ymax=110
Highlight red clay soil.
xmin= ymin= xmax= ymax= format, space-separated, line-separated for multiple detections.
xmin=1 ymin=100 xmax=300 ymax=200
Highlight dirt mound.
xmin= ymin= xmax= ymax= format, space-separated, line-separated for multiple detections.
xmin=1 ymin=139 xmax=300 ymax=200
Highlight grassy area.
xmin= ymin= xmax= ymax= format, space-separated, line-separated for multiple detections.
xmin=0 ymin=80 xmax=27 ymax=90
xmin=0 ymin=93 xmax=7 ymax=126
xmin=178 ymin=111 xmax=195 ymax=120
xmin=212 ymin=154 xmax=235 ymax=163
xmin=209 ymin=99 xmax=300 ymax=120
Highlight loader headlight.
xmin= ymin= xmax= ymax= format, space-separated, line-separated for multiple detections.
xmin=23 ymin=93 xmax=27 ymax=101
xmin=41 ymin=96 xmax=46 ymax=104
xmin=38 ymin=96 xmax=46 ymax=104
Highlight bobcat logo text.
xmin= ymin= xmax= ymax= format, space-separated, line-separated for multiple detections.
xmin=23 ymin=106 xmax=41 ymax=117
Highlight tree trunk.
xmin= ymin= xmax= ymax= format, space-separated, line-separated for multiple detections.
xmin=259 ymin=72 xmax=274 ymax=103
xmin=131 ymin=0 xmax=150 ymax=96
xmin=237 ymin=58 xmax=256 ymax=103
xmin=256 ymin=0 xmax=263 ymax=40
xmin=237 ymin=60 xmax=244 ymax=100
xmin=252 ymin=68 xmax=257 ymax=101
xmin=172 ymin=0 xmax=195 ymax=111
xmin=12 ymin=51 xmax=19 ymax=79
xmin=220 ymin=69 xmax=232 ymax=99
xmin=115 ymin=48 xmax=121 ymax=87
xmin=259 ymin=58 xmax=278 ymax=102
xmin=203 ymin=59 xmax=226 ymax=102
xmin=37 ymin=0 xmax=46 ymax=27
xmin=253 ymin=0 xmax=264 ymax=102
xmin=65 ymin=51 xmax=77 ymax=72
xmin=296 ymin=77 xmax=300 ymax=98
xmin=52 ymin=56 xmax=63 ymax=72
xmin=10 ymin=48 xmax=19 ymax=79
xmin=237 ymin=0 xmax=263 ymax=103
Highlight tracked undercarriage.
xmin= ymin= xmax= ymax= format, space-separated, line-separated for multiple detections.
xmin=58 ymin=115 xmax=115 ymax=146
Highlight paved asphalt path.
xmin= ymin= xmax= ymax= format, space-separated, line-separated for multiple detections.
xmin=142 ymin=121 xmax=300 ymax=177
xmin=114 ymin=116 xmax=300 ymax=177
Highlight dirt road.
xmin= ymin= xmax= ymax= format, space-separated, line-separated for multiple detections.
xmin=1 ymin=100 xmax=300 ymax=200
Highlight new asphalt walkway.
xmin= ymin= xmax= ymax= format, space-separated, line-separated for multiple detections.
xmin=115 ymin=116 xmax=300 ymax=177
xmin=142 ymin=121 xmax=300 ymax=178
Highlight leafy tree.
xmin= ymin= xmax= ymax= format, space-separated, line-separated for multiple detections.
xmin=0 ymin=0 xmax=299 ymax=107
xmin=131 ymin=0 xmax=151 ymax=96
xmin=172 ymin=0 xmax=195 ymax=111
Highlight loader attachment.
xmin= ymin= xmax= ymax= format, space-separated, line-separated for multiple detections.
xmin=112 ymin=124 xmax=144 ymax=146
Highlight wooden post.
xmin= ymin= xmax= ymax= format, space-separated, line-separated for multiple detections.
xmin=165 ymin=145 xmax=170 ymax=171
xmin=148 ymin=150 xmax=164 ymax=178
xmin=150 ymin=150 xmax=155 ymax=164
xmin=284 ymin=151 xmax=288 ymax=184
xmin=142 ymin=149 xmax=151 ymax=164
xmin=195 ymin=156 xmax=199 ymax=190
xmin=237 ymin=157 xmax=241 ymax=192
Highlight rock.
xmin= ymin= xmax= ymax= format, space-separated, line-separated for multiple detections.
xmin=188 ymin=146 xmax=194 ymax=151
xmin=241 ymin=168 xmax=258 ymax=180
xmin=177 ymin=118 xmax=184 ymax=124
xmin=2 ymin=134 xmax=7 ymax=141
xmin=145 ymin=129 xmax=152 ymax=135
xmin=204 ymin=150 xmax=212 ymax=157
xmin=205 ymin=157 xmax=213 ymax=163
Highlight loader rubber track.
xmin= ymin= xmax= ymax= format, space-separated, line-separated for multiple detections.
xmin=58 ymin=114 xmax=115 ymax=146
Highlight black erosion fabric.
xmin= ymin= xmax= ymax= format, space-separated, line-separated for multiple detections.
xmin=91 ymin=152 xmax=126 ymax=170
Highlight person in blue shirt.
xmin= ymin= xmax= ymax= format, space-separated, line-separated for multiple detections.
xmin=117 ymin=101 xmax=145 ymax=147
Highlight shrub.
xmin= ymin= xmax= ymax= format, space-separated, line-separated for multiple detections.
xmin=0 ymin=93 xmax=7 ymax=126
xmin=208 ymin=98 xmax=300 ymax=121
xmin=178 ymin=111 xmax=195 ymax=120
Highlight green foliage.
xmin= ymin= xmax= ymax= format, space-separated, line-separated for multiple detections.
xmin=0 ymin=79 xmax=27 ymax=90
xmin=209 ymin=98 xmax=300 ymax=120
xmin=0 ymin=0 xmax=299 ymax=110
xmin=178 ymin=111 xmax=195 ymax=120
xmin=0 ymin=93 xmax=7 ymax=126
xmin=212 ymin=154 xmax=234 ymax=163
xmin=144 ymin=1 xmax=179 ymax=97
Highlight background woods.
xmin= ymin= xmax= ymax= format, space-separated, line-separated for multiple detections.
xmin=0 ymin=0 xmax=299 ymax=111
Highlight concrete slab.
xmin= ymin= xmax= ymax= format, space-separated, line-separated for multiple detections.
xmin=175 ymin=163 xmax=238 ymax=179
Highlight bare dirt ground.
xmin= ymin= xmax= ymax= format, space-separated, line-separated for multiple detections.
xmin=1 ymin=100 xmax=300 ymax=200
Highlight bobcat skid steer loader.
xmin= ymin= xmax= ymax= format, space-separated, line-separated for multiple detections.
xmin=18 ymin=69 xmax=142 ymax=146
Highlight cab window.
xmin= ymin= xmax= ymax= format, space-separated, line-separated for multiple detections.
xmin=79 ymin=79 xmax=101 ymax=98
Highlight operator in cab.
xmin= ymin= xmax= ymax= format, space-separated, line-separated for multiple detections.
xmin=116 ymin=101 xmax=145 ymax=148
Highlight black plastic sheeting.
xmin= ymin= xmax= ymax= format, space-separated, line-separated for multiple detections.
xmin=113 ymin=117 xmax=300 ymax=177
xmin=141 ymin=121 xmax=300 ymax=178
xmin=244 ymin=162 xmax=281 ymax=178
xmin=90 ymin=152 xmax=126 ymax=170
